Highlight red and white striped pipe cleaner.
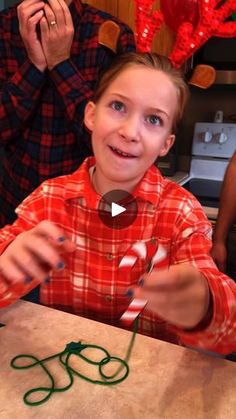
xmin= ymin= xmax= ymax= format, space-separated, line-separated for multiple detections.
xmin=119 ymin=241 xmax=168 ymax=327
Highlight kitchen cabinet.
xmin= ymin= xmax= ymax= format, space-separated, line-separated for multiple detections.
xmin=83 ymin=0 xmax=175 ymax=56
xmin=83 ymin=0 xmax=117 ymax=16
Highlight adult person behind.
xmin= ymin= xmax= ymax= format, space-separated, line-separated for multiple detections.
xmin=211 ymin=151 xmax=236 ymax=273
xmin=0 ymin=52 xmax=235 ymax=356
xmin=0 ymin=0 xmax=135 ymax=227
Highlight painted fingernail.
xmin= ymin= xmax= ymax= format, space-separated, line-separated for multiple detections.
xmin=126 ymin=289 xmax=133 ymax=298
xmin=138 ymin=278 xmax=145 ymax=287
xmin=58 ymin=236 xmax=65 ymax=243
xmin=44 ymin=277 xmax=50 ymax=285
xmin=56 ymin=261 xmax=65 ymax=270
xmin=24 ymin=276 xmax=32 ymax=284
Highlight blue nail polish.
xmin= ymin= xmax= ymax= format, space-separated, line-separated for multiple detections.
xmin=138 ymin=278 xmax=145 ymax=287
xmin=44 ymin=277 xmax=50 ymax=285
xmin=24 ymin=276 xmax=32 ymax=284
xmin=56 ymin=261 xmax=65 ymax=270
xmin=58 ymin=236 xmax=65 ymax=243
xmin=126 ymin=289 xmax=133 ymax=298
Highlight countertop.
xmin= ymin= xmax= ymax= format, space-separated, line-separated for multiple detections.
xmin=166 ymin=171 xmax=189 ymax=184
xmin=1 ymin=300 xmax=236 ymax=419
xmin=166 ymin=172 xmax=219 ymax=220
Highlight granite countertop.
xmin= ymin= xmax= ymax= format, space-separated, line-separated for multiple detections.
xmin=1 ymin=300 xmax=236 ymax=418
xmin=166 ymin=172 xmax=219 ymax=220
xmin=166 ymin=171 xmax=189 ymax=184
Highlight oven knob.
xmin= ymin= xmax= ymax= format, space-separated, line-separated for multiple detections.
xmin=203 ymin=131 xmax=213 ymax=143
xmin=217 ymin=132 xmax=228 ymax=144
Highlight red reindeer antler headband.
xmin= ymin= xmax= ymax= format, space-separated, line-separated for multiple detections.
xmin=135 ymin=0 xmax=236 ymax=68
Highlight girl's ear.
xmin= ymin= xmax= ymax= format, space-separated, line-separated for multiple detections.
xmin=84 ymin=101 xmax=96 ymax=132
xmin=159 ymin=134 xmax=175 ymax=157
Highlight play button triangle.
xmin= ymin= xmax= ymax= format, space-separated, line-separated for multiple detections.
xmin=111 ymin=202 xmax=126 ymax=217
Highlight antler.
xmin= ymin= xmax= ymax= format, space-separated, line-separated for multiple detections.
xmin=135 ymin=0 xmax=164 ymax=52
xmin=169 ymin=0 xmax=236 ymax=68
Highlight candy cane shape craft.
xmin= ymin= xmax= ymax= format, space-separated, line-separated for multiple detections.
xmin=119 ymin=241 xmax=168 ymax=327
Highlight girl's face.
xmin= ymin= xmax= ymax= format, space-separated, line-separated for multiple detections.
xmin=85 ymin=65 xmax=177 ymax=194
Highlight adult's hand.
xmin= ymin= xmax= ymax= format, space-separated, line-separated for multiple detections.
xmin=210 ymin=241 xmax=227 ymax=273
xmin=40 ymin=0 xmax=74 ymax=70
xmin=17 ymin=0 xmax=47 ymax=72
xmin=133 ymin=264 xmax=210 ymax=329
xmin=0 ymin=220 xmax=75 ymax=289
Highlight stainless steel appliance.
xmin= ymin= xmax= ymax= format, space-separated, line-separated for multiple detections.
xmin=181 ymin=122 xmax=236 ymax=219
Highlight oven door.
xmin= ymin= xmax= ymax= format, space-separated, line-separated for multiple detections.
xmin=182 ymin=178 xmax=222 ymax=209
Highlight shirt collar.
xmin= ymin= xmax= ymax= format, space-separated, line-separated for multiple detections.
xmin=64 ymin=157 xmax=164 ymax=209
xmin=132 ymin=165 xmax=163 ymax=208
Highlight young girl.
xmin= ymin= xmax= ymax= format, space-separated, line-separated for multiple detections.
xmin=0 ymin=53 xmax=235 ymax=355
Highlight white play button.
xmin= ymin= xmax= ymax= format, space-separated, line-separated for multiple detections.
xmin=111 ymin=202 xmax=126 ymax=217
xmin=98 ymin=189 xmax=138 ymax=229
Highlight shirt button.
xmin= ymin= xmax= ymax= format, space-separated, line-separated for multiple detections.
xmin=106 ymin=253 xmax=114 ymax=261
xmin=105 ymin=295 xmax=113 ymax=302
xmin=151 ymin=237 xmax=156 ymax=245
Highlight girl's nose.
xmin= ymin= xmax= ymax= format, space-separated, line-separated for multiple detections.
xmin=118 ymin=115 xmax=140 ymax=142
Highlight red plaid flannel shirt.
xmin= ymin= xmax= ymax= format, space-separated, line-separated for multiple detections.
xmin=0 ymin=0 xmax=135 ymax=227
xmin=0 ymin=157 xmax=235 ymax=355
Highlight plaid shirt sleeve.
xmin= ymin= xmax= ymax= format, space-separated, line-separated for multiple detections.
xmin=0 ymin=57 xmax=46 ymax=143
xmin=163 ymin=190 xmax=236 ymax=355
xmin=0 ymin=185 xmax=48 ymax=306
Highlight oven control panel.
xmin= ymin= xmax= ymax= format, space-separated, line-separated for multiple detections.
xmin=192 ymin=122 xmax=236 ymax=158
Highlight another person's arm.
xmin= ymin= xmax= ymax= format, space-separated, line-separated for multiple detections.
xmin=0 ymin=1 xmax=47 ymax=142
xmin=211 ymin=151 xmax=236 ymax=272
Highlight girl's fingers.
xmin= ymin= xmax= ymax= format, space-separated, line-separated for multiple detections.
xmin=0 ymin=280 xmax=8 ymax=295
xmin=33 ymin=220 xmax=68 ymax=243
xmin=142 ymin=264 xmax=199 ymax=292
xmin=0 ymin=257 xmax=30 ymax=284
xmin=24 ymin=236 xmax=64 ymax=269
xmin=10 ymin=248 xmax=51 ymax=282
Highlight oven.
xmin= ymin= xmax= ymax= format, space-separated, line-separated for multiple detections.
xmin=180 ymin=122 xmax=236 ymax=279
xmin=180 ymin=122 xmax=236 ymax=220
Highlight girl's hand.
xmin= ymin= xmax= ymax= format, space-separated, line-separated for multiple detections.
xmin=0 ymin=220 xmax=75 ymax=289
xmin=133 ymin=264 xmax=210 ymax=329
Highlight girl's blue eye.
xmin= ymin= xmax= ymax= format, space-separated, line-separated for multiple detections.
xmin=147 ymin=115 xmax=161 ymax=126
xmin=111 ymin=101 xmax=124 ymax=111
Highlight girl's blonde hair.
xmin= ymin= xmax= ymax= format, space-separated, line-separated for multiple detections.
xmin=93 ymin=52 xmax=189 ymax=133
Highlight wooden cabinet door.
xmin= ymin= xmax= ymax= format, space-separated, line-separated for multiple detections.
xmin=83 ymin=0 xmax=175 ymax=56
xmin=82 ymin=0 xmax=117 ymax=16
xmin=117 ymin=0 xmax=175 ymax=56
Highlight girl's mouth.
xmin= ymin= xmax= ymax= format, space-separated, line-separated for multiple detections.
xmin=109 ymin=146 xmax=137 ymax=159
